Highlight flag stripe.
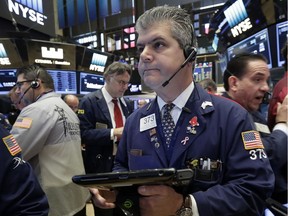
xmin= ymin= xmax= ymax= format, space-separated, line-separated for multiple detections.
xmin=3 ymin=135 xmax=21 ymax=156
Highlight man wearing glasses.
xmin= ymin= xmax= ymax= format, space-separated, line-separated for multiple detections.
xmin=78 ymin=61 xmax=134 ymax=216
xmin=10 ymin=65 xmax=90 ymax=216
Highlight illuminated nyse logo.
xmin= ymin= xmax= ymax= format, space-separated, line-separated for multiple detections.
xmin=35 ymin=46 xmax=70 ymax=66
xmin=41 ymin=47 xmax=64 ymax=59
xmin=89 ymin=53 xmax=108 ymax=72
xmin=8 ymin=0 xmax=47 ymax=25
xmin=224 ymin=0 xmax=252 ymax=37
xmin=0 ymin=43 xmax=11 ymax=65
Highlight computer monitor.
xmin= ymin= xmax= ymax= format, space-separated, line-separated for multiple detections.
xmin=276 ymin=21 xmax=288 ymax=67
xmin=47 ymin=70 xmax=77 ymax=94
xmin=227 ymin=28 xmax=272 ymax=68
xmin=78 ymin=47 xmax=113 ymax=73
xmin=27 ymin=39 xmax=76 ymax=70
xmin=193 ymin=62 xmax=214 ymax=82
xmin=0 ymin=69 xmax=17 ymax=95
xmin=79 ymin=72 xmax=105 ymax=94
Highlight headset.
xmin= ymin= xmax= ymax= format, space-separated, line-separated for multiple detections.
xmin=30 ymin=68 xmax=40 ymax=89
xmin=184 ymin=24 xmax=197 ymax=62
xmin=162 ymin=24 xmax=197 ymax=87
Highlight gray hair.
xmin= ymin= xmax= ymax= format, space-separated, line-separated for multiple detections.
xmin=103 ymin=62 xmax=132 ymax=79
xmin=135 ymin=5 xmax=197 ymax=49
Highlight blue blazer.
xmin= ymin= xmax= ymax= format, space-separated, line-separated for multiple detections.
xmin=0 ymin=125 xmax=49 ymax=215
xmin=251 ymin=110 xmax=287 ymax=203
xmin=114 ymin=84 xmax=274 ymax=215
xmin=79 ymin=89 xmax=133 ymax=173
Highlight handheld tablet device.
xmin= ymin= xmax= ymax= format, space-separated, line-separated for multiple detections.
xmin=72 ymin=168 xmax=193 ymax=190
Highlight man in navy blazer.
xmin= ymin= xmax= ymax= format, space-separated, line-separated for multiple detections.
xmin=79 ymin=62 xmax=134 ymax=174
xmin=222 ymin=53 xmax=288 ymax=206
xmin=90 ymin=6 xmax=274 ymax=216
xmin=78 ymin=62 xmax=134 ymax=215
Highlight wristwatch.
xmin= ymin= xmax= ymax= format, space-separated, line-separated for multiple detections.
xmin=176 ymin=195 xmax=193 ymax=216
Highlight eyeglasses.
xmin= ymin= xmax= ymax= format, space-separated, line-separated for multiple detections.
xmin=111 ymin=76 xmax=130 ymax=86
xmin=14 ymin=80 xmax=33 ymax=89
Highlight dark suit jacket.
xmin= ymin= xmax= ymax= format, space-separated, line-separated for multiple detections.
xmin=222 ymin=92 xmax=287 ymax=203
xmin=114 ymin=85 xmax=274 ymax=215
xmin=78 ymin=89 xmax=133 ymax=173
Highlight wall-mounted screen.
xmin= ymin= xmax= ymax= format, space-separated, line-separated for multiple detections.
xmin=193 ymin=62 xmax=214 ymax=82
xmin=0 ymin=69 xmax=17 ymax=95
xmin=47 ymin=70 xmax=77 ymax=94
xmin=79 ymin=72 xmax=105 ymax=94
xmin=227 ymin=28 xmax=272 ymax=68
xmin=276 ymin=21 xmax=288 ymax=67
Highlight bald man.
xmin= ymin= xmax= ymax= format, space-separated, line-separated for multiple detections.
xmin=63 ymin=94 xmax=79 ymax=113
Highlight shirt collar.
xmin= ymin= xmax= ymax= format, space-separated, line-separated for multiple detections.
xmin=101 ymin=85 xmax=127 ymax=106
xmin=102 ymin=86 xmax=113 ymax=103
xmin=157 ymin=81 xmax=194 ymax=111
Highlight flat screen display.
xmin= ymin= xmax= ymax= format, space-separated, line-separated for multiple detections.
xmin=276 ymin=21 xmax=288 ymax=67
xmin=0 ymin=69 xmax=17 ymax=95
xmin=0 ymin=38 xmax=23 ymax=68
xmin=209 ymin=0 xmax=268 ymax=48
xmin=0 ymin=0 xmax=55 ymax=36
xmin=79 ymin=72 xmax=105 ymax=94
xmin=78 ymin=48 xmax=113 ymax=73
xmin=27 ymin=39 xmax=76 ymax=70
xmin=124 ymin=70 xmax=142 ymax=95
xmin=47 ymin=70 xmax=77 ymax=94
xmin=193 ymin=62 xmax=214 ymax=82
xmin=227 ymin=28 xmax=272 ymax=68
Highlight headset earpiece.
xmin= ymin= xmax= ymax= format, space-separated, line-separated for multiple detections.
xmin=30 ymin=80 xmax=40 ymax=89
xmin=184 ymin=46 xmax=197 ymax=63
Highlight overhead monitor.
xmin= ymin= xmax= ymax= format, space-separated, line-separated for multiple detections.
xmin=209 ymin=0 xmax=269 ymax=48
xmin=0 ymin=0 xmax=55 ymax=36
xmin=227 ymin=28 xmax=272 ymax=68
xmin=0 ymin=69 xmax=17 ymax=95
xmin=78 ymin=47 xmax=113 ymax=73
xmin=276 ymin=21 xmax=288 ymax=67
xmin=79 ymin=72 xmax=105 ymax=94
xmin=0 ymin=38 xmax=23 ymax=68
xmin=47 ymin=70 xmax=77 ymax=94
xmin=27 ymin=39 xmax=76 ymax=70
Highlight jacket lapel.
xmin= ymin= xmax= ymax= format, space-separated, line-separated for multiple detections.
xmin=169 ymin=85 xmax=215 ymax=166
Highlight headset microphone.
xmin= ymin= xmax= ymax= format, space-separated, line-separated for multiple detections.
xmin=162 ymin=47 xmax=197 ymax=87
xmin=18 ymin=84 xmax=32 ymax=104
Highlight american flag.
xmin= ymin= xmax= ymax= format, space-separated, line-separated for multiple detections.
xmin=3 ymin=135 xmax=21 ymax=156
xmin=14 ymin=117 xmax=32 ymax=128
xmin=241 ymin=131 xmax=264 ymax=150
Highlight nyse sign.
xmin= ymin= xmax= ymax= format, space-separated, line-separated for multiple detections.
xmin=34 ymin=46 xmax=70 ymax=66
xmin=8 ymin=0 xmax=47 ymax=25
xmin=0 ymin=0 xmax=55 ymax=36
xmin=231 ymin=18 xmax=253 ymax=37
